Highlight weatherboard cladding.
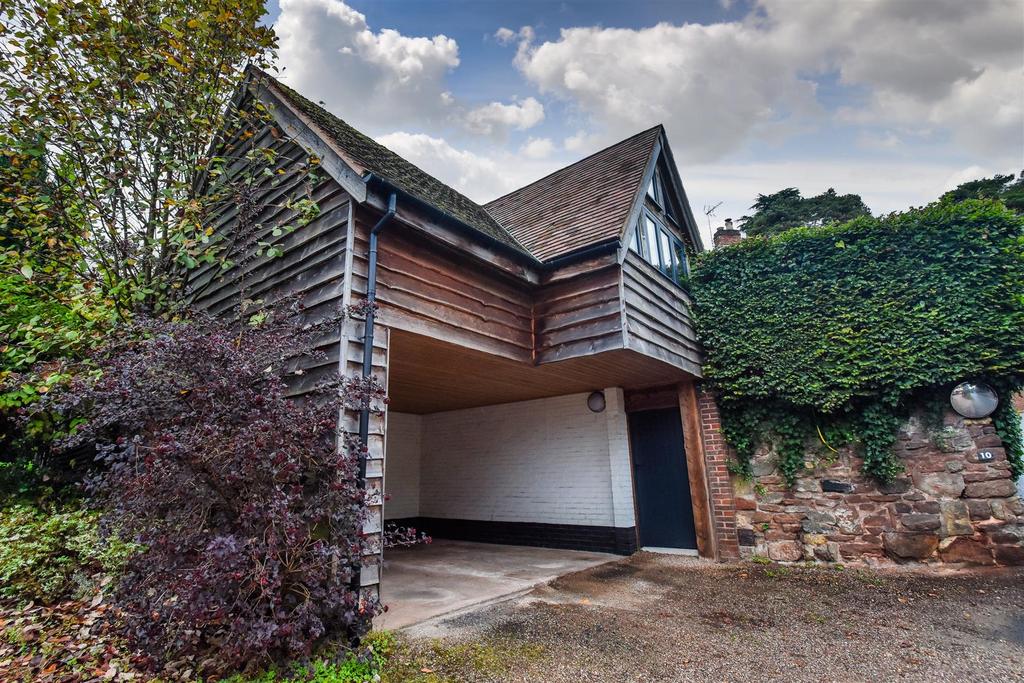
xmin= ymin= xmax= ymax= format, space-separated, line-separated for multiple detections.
xmin=484 ymin=127 xmax=662 ymax=262
xmin=259 ymin=70 xmax=661 ymax=264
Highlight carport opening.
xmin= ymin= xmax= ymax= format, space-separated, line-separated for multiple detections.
xmin=378 ymin=329 xmax=654 ymax=627
xmin=382 ymin=329 xmax=653 ymax=556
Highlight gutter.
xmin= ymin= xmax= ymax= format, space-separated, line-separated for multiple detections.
xmin=540 ymin=237 xmax=621 ymax=270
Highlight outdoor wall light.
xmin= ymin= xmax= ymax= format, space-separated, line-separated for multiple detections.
xmin=587 ymin=391 xmax=606 ymax=413
xmin=950 ymin=381 xmax=999 ymax=419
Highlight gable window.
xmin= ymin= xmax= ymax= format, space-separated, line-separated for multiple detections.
xmin=629 ymin=208 xmax=689 ymax=284
xmin=645 ymin=166 xmax=675 ymax=220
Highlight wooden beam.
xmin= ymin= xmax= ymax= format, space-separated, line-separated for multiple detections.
xmin=678 ymin=379 xmax=717 ymax=560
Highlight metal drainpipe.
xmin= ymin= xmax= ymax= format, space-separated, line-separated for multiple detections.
xmin=358 ymin=192 xmax=396 ymax=480
xmin=348 ymin=192 xmax=396 ymax=613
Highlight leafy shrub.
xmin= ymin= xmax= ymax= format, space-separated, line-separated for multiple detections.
xmin=692 ymin=200 xmax=1024 ymax=482
xmin=220 ymin=631 xmax=396 ymax=683
xmin=0 ymin=502 xmax=135 ymax=603
xmin=35 ymin=308 xmax=379 ymax=675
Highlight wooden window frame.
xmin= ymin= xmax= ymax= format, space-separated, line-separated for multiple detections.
xmin=632 ymin=207 xmax=690 ymax=288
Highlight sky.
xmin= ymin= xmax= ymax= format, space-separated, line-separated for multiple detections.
xmin=263 ymin=0 xmax=1024 ymax=244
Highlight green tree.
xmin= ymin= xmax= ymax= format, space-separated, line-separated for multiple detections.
xmin=942 ymin=172 xmax=1024 ymax=213
xmin=740 ymin=187 xmax=871 ymax=236
xmin=0 ymin=0 xmax=277 ymax=316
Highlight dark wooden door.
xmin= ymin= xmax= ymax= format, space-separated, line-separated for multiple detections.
xmin=628 ymin=407 xmax=697 ymax=549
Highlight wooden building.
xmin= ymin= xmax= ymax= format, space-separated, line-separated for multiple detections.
xmin=192 ymin=68 xmax=741 ymax=602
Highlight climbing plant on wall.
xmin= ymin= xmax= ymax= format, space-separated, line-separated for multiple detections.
xmin=691 ymin=199 xmax=1024 ymax=484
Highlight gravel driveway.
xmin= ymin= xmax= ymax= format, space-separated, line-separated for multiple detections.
xmin=382 ymin=552 xmax=1024 ymax=682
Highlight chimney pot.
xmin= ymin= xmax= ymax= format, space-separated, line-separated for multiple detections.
xmin=712 ymin=219 xmax=742 ymax=249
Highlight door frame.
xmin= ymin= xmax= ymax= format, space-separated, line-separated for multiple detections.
xmin=624 ymin=380 xmax=717 ymax=559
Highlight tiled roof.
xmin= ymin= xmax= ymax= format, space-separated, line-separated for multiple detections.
xmin=259 ymin=70 xmax=531 ymax=256
xmin=484 ymin=127 xmax=662 ymax=262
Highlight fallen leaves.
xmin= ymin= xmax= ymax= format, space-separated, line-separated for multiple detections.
xmin=0 ymin=591 xmax=139 ymax=682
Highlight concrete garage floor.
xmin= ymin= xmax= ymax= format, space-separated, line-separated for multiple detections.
xmin=376 ymin=539 xmax=615 ymax=630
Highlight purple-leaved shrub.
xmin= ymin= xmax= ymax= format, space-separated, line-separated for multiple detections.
xmin=34 ymin=306 xmax=379 ymax=675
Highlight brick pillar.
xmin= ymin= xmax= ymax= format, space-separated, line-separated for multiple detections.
xmin=696 ymin=386 xmax=740 ymax=560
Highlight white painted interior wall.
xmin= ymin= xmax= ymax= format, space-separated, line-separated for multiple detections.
xmin=383 ymin=390 xmax=636 ymax=528
xmin=382 ymin=412 xmax=422 ymax=520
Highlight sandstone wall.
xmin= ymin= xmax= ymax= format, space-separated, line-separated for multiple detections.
xmin=734 ymin=406 xmax=1024 ymax=566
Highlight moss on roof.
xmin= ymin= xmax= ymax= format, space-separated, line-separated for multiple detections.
xmin=261 ymin=72 xmax=529 ymax=256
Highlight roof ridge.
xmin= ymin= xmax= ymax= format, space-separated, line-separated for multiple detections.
xmin=250 ymin=68 xmax=536 ymax=258
xmin=484 ymin=125 xmax=663 ymax=208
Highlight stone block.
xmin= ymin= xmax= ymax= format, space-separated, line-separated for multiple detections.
xmin=964 ymin=471 xmax=1007 ymax=483
xmin=814 ymin=542 xmax=842 ymax=562
xmin=773 ymin=513 xmax=802 ymax=524
xmin=974 ymin=434 xmax=1004 ymax=448
xmin=768 ymin=540 xmax=803 ymax=562
xmin=966 ymin=499 xmax=992 ymax=520
xmin=993 ymin=545 xmax=1024 ymax=565
xmin=802 ymin=533 xmax=827 ymax=546
xmin=964 ymin=479 xmax=1016 ymax=499
xmin=863 ymin=514 xmax=891 ymax=528
xmin=939 ymin=538 xmax=994 ymax=565
xmin=822 ymin=479 xmax=854 ymax=493
xmin=931 ymin=426 xmax=973 ymax=452
xmin=834 ymin=508 xmax=861 ymax=534
xmin=879 ymin=477 xmax=912 ymax=494
xmin=751 ymin=458 xmax=776 ymax=477
xmin=793 ymin=478 xmax=821 ymax=493
xmin=801 ymin=510 xmax=837 ymax=533
xmin=991 ymin=500 xmax=1015 ymax=521
xmin=883 ymin=532 xmax=939 ymax=560
xmin=912 ymin=472 xmax=965 ymax=498
xmin=839 ymin=542 xmax=883 ymax=558
xmin=901 ymin=513 xmax=941 ymax=531
xmin=735 ymin=496 xmax=757 ymax=511
xmin=939 ymin=501 xmax=973 ymax=537
xmin=737 ymin=528 xmax=757 ymax=546
xmin=945 ymin=461 xmax=965 ymax=473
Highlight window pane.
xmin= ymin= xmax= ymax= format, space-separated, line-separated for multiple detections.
xmin=646 ymin=178 xmax=657 ymax=202
xmin=673 ymin=239 xmax=688 ymax=280
xmin=659 ymin=229 xmax=672 ymax=276
xmin=629 ymin=225 xmax=641 ymax=254
xmin=644 ymin=216 xmax=661 ymax=268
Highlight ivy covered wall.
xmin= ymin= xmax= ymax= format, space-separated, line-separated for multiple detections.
xmin=691 ymin=200 xmax=1024 ymax=485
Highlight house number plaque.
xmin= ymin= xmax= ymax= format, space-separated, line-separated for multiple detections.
xmin=976 ymin=451 xmax=994 ymax=462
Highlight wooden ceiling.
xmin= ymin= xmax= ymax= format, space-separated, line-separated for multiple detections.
xmin=387 ymin=328 xmax=695 ymax=414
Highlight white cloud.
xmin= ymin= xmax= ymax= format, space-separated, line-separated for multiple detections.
xmin=375 ymin=132 xmax=562 ymax=202
xmin=520 ymin=136 xmax=555 ymax=159
xmin=464 ymin=97 xmax=545 ymax=135
xmin=506 ymin=0 xmax=1024 ymax=165
xmin=563 ymin=130 xmax=601 ymax=153
xmin=275 ymin=0 xmax=459 ymax=131
xmin=494 ymin=27 xmax=517 ymax=45
xmin=941 ymin=165 xmax=999 ymax=192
